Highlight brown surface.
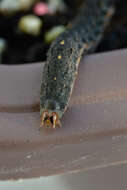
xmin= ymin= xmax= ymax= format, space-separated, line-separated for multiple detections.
xmin=1 ymin=49 xmax=127 ymax=180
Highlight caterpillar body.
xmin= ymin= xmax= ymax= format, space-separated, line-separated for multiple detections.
xmin=40 ymin=0 xmax=114 ymax=128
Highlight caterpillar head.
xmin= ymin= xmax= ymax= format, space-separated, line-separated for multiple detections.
xmin=40 ymin=111 xmax=61 ymax=129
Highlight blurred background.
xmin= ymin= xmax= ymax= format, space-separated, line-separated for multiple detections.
xmin=0 ymin=0 xmax=127 ymax=64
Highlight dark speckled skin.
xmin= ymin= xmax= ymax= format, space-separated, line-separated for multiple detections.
xmin=40 ymin=0 xmax=114 ymax=119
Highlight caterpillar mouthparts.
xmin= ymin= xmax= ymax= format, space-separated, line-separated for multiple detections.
xmin=41 ymin=110 xmax=61 ymax=129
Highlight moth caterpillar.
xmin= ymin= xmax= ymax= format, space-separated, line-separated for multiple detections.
xmin=40 ymin=0 xmax=114 ymax=128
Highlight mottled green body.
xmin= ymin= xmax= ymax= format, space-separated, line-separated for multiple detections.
xmin=40 ymin=0 xmax=114 ymax=120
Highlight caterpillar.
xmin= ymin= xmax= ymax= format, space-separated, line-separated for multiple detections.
xmin=40 ymin=0 xmax=115 ymax=129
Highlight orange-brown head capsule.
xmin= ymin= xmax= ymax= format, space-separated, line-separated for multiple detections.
xmin=41 ymin=110 xmax=61 ymax=129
